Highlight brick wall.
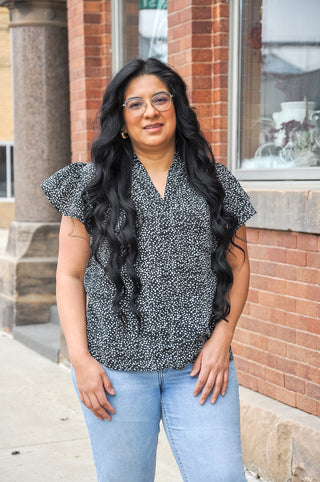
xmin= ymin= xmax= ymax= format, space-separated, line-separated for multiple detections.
xmin=233 ymin=230 xmax=320 ymax=416
xmin=67 ymin=0 xmax=112 ymax=163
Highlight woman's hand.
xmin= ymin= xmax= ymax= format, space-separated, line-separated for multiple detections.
xmin=73 ymin=354 xmax=116 ymax=421
xmin=190 ymin=327 xmax=231 ymax=405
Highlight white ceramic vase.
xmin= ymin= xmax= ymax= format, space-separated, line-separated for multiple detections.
xmin=272 ymin=101 xmax=316 ymax=129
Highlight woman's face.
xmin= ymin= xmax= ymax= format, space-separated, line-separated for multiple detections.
xmin=122 ymin=74 xmax=176 ymax=155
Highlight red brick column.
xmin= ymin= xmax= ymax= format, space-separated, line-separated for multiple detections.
xmin=167 ymin=0 xmax=229 ymax=164
xmin=67 ymin=0 xmax=112 ymax=163
xmin=167 ymin=1 xmax=213 ymax=156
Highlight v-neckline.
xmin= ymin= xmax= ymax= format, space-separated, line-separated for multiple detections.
xmin=133 ymin=154 xmax=177 ymax=202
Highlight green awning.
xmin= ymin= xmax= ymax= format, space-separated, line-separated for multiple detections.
xmin=139 ymin=0 xmax=167 ymax=10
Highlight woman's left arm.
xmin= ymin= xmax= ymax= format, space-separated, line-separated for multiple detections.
xmin=190 ymin=224 xmax=250 ymax=404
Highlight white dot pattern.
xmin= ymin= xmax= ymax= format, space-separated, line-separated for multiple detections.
xmin=41 ymin=154 xmax=256 ymax=371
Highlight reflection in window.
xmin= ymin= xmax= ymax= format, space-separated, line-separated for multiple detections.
xmin=239 ymin=0 xmax=320 ymax=170
xmin=120 ymin=0 xmax=167 ymax=67
xmin=139 ymin=0 xmax=167 ymax=62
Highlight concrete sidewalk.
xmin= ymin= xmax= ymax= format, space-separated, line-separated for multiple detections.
xmin=0 ymin=333 xmax=183 ymax=482
xmin=0 ymin=333 xmax=258 ymax=482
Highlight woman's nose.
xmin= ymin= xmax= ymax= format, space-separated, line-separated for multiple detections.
xmin=143 ymin=100 xmax=158 ymax=116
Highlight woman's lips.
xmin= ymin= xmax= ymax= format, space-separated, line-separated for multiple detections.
xmin=143 ymin=124 xmax=163 ymax=130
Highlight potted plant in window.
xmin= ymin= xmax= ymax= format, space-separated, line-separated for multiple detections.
xmin=256 ymin=101 xmax=320 ymax=167
xmin=279 ymin=115 xmax=320 ymax=166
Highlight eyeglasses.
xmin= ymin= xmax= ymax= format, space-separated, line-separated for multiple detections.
xmin=122 ymin=92 xmax=173 ymax=116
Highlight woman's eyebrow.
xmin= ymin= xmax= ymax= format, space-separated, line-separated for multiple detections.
xmin=125 ymin=96 xmax=144 ymax=101
xmin=125 ymin=91 xmax=169 ymax=101
xmin=152 ymin=91 xmax=170 ymax=96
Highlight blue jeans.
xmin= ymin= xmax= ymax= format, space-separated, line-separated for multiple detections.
xmin=71 ymin=360 xmax=246 ymax=482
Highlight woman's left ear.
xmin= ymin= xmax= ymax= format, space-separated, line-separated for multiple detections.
xmin=121 ymin=129 xmax=128 ymax=139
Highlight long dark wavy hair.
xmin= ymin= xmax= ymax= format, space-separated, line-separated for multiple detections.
xmin=83 ymin=57 xmax=241 ymax=330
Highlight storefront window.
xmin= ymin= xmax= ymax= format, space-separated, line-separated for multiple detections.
xmin=236 ymin=0 xmax=320 ymax=176
xmin=113 ymin=0 xmax=167 ymax=71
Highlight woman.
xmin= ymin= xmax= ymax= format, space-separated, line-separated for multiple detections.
xmin=41 ymin=57 xmax=256 ymax=482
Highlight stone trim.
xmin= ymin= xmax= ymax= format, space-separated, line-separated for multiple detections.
xmin=243 ymin=186 xmax=320 ymax=234
xmin=240 ymin=386 xmax=320 ymax=481
xmin=1 ymin=0 xmax=67 ymax=28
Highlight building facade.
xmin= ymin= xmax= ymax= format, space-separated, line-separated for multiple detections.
xmin=1 ymin=1 xmax=320 ymax=479
xmin=66 ymin=0 xmax=320 ymax=419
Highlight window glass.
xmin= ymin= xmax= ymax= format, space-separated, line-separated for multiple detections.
xmin=0 ymin=145 xmax=14 ymax=198
xmin=139 ymin=0 xmax=167 ymax=62
xmin=239 ymin=0 xmax=320 ymax=171
xmin=10 ymin=145 xmax=14 ymax=196
xmin=120 ymin=0 xmax=167 ymax=67
xmin=0 ymin=146 xmax=6 ymax=198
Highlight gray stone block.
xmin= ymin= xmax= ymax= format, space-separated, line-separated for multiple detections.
xmin=50 ymin=305 xmax=60 ymax=325
xmin=13 ymin=322 xmax=60 ymax=363
xmin=0 ymin=295 xmax=14 ymax=332
xmin=246 ymin=188 xmax=320 ymax=234
xmin=0 ymin=222 xmax=59 ymax=329
xmin=6 ymin=221 xmax=60 ymax=258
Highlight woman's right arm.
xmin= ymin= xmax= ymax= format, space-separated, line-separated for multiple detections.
xmin=56 ymin=215 xmax=116 ymax=421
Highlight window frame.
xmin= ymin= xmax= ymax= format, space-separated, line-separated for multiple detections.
xmin=228 ymin=0 xmax=320 ymax=182
xmin=0 ymin=141 xmax=14 ymax=199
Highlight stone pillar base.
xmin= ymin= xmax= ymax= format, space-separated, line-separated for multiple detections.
xmin=0 ymin=221 xmax=60 ymax=331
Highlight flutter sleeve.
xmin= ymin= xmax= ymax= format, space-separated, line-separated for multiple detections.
xmin=40 ymin=162 xmax=95 ymax=224
xmin=215 ymin=163 xmax=256 ymax=230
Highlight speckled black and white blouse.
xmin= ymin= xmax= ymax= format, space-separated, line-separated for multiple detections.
xmin=41 ymin=154 xmax=256 ymax=371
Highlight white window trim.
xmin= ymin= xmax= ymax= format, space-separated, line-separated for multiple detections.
xmin=228 ymin=0 xmax=320 ymax=183
xmin=111 ymin=0 xmax=123 ymax=74
xmin=0 ymin=141 xmax=14 ymax=199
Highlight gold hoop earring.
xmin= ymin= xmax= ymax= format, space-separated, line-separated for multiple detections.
xmin=121 ymin=131 xmax=128 ymax=139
